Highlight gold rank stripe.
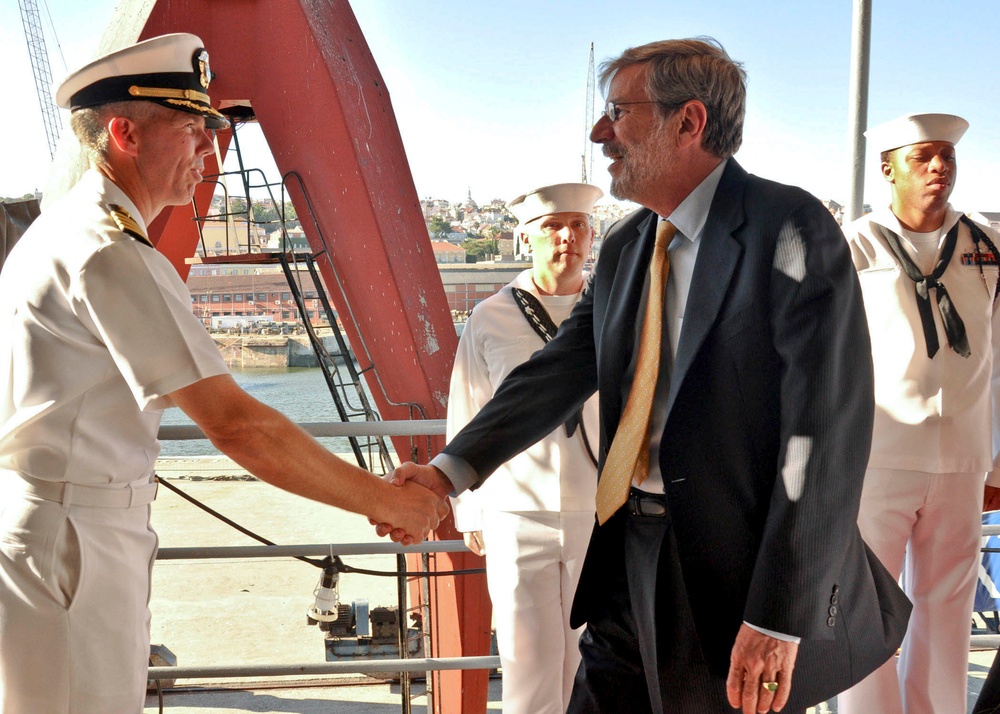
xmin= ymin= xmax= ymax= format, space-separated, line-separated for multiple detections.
xmin=108 ymin=203 xmax=152 ymax=248
xmin=129 ymin=85 xmax=211 ymax=104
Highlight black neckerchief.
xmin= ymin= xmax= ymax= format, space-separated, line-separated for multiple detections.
xmin=510 ymin=286 xmax=598 ymax=468
xmin=871 ymin=220 xmax=970 ymax=359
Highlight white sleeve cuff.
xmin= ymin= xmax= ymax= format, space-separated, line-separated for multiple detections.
xmin=744 ymin=621 xmax=801 ymax=644
xmin=428 ymin=452 xmax=479 ymax=496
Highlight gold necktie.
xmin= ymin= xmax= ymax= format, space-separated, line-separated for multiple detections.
xmin=595 ymin=219 xmax=676 ymax=525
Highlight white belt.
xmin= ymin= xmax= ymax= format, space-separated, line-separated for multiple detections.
xmin=16 ymin=474 xmax=158 ymax=508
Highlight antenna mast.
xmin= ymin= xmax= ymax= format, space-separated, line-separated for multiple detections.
xmin=582 ymin=42 xmax=595 ymax=183
xmin=18 ymin=0 xmax=62 ymax=160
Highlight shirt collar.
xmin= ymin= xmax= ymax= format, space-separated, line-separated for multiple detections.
xmin=871 ymin=203 xmax=961 ymax=237
xmin=82 ymin=168 xmax=150 ymax=237
xmin=661 ymin=158 xmax=728 ymax=242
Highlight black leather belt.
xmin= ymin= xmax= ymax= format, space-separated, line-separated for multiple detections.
xmin=627 ymin=488 xmax=666 ymax=517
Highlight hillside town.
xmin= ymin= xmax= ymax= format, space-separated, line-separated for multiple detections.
xmin=182 ymin=189 xmax=636 ymax=330
xmin=4 ymin=189 xmax=1000 ymax=334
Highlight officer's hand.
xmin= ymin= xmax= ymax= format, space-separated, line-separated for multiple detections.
xmin=463 ymin=531 xmax=485 ymax=556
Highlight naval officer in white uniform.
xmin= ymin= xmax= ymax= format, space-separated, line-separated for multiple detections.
xmin=0 ymin=33 xmax=446 ymax=714
xmin=838 ymin=113 xmax=1000 ymax=714
xmin=449 ymin=183 xmax=601 ymax=713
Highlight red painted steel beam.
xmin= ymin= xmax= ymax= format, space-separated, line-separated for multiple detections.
xmin=97 ymin=2 xmax=493 ymax=711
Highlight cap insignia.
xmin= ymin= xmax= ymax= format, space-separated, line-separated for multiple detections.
xmin=195 ymin=49 xmax=211 ymax=90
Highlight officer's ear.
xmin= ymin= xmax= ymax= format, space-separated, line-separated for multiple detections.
xmin=107 ymin=116 xmax=141 ymax=158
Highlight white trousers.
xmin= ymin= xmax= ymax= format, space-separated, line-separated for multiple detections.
xmin=480 ymin=510 xmax=594 ymax=714
xmin=0 ymin=492 xmax=158 ymax=714
xmin=837 ymin=469 xmax=983 ymax=714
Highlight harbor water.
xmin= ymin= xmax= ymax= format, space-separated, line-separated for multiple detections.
xmin=159 ymin=367 xmax=363 ymax=458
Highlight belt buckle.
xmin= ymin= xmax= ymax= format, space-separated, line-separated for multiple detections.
xmin=630 ymin=489 xmax=666 ymax=517
xmin=127 ymin=480 xmax=158 ymax=507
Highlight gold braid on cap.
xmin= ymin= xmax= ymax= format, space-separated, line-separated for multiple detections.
xmin=129 ymin=85 xmax=211 ymax=104
xmin=162 ymin=98 xmax=226 ymax=119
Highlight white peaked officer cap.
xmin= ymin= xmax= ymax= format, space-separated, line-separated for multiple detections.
xmin=508 ymin=183 xmax=604 ymax=226
xmin=865 ymin=112 xmax=969 ymax=154
xmin=54 ymin=33 xmax=229 ymax=129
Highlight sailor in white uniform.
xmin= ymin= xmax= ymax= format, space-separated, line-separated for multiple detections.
xmin=838 ymin=113 xmax=1000 ymax=714
xmin=449 ymin=183 xmax=601 ymax=714
xmin=0 ymin=33 xmax=445 ymax=714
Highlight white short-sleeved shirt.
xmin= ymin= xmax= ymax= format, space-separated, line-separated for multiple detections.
xmin=0 ymin=170 xmax=228 ymax=486
xmin=844 ymin=206 xmax=1000 ymax=476
xmin=447 ymin=269 xmax=599 ymax=532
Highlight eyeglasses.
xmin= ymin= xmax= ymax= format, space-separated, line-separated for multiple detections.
xmin=602 ymin=100 xmax=658 ymax=122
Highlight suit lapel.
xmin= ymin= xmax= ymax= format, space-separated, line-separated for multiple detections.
xmin=666 ymin=161 xmax=747 ymax=416
xmin=599 ymin=210 xmax=657 ymax=434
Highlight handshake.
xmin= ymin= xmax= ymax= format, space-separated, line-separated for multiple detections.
xmin=369 ymin=462 xmax=454 ymax=545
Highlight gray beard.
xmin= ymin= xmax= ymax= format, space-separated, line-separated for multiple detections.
xmin=609 ymin=177 xmax=631 ymax=202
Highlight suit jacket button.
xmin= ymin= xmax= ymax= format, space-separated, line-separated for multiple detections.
xmin=830 ymin=593 xmax=839 ymax=605
xmin=829 ymin=605 xmax=838 ymax=617
xmin=832 ymin=585 xmax=840 ymax=595
xmin=827 ymin=616 xmax=836 ymax=627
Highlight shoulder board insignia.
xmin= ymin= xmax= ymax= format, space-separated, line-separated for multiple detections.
xmin=108 ymin=203 xmax=153 ymax=248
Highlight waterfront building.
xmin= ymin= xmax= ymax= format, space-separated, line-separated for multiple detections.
xmin=431 ymin=240 xmax=466 ymax=263
xmin=437 ymin=262 xmax=522 ymax=316
xmin=186 ymin=272 xmax=323 ymax=329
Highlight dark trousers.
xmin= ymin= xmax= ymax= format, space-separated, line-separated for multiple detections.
xmin=567 ymin=498 xmax=722 ymax=713
xmin=566 ymin=493 xmax=804 ymax=714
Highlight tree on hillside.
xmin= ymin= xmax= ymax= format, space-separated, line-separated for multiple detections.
xmin=227 ymin=197 xmax=248 ymax=217
xmin=429 ymin=217 xmax=452 ymax=240
xmin=251 ymin=199 xmax=299 ymax=227
xmin=462 ymin=237 xmax=499 ymax=262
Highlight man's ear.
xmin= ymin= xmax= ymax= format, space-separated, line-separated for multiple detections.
xmin=675 ymin=100 xmax=709 ymax=149
xmin=107 ymin=116 xmax=140 ymax=158
xmin=881 ymin=160 xmax=894 ymax=183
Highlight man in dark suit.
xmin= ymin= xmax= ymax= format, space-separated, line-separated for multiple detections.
xmin=382 ymin=37 xmax=911 ymax=713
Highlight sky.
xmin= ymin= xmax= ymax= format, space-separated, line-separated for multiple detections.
xmin=2 ymin=0 xmax=998 ymax=213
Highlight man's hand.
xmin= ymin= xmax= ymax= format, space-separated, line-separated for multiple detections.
xmin=985 ymin=485 xmax=1000 ymax=512
xmin=463 ymin=531 xmax=485 ymax=556
xmin=726 ymin=624 xmax=798 ymax=713
xmin=373 ymin=477 xmax=449 ymax=546
xmin=372 ymin=462 xmax=454 ymax=543
xmin=388 ymin=462 xmax=454 ymax=497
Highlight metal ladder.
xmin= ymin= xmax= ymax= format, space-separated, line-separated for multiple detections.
xmin=189 ymin=124 xmax=395 ymax=473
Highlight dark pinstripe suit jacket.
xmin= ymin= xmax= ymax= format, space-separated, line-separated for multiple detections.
xmin=443 ymin=159 xmax=911 ymax=707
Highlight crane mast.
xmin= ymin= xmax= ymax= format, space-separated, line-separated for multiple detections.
xmin=582 ymin=42 xmax=595 ymax=183
xmin=18 ymin=0 xmax=62 ymax=160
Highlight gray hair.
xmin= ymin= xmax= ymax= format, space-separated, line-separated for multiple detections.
xmin=598 ymin=37 xmax=746 ymax=158
xmin=69 ymin=101 xmax=161 ymax=163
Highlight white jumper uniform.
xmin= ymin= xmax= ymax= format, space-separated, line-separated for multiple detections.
xmin=449 ymin=269 xmax=598 ymax=714
xmin=0 ymin=170 xmax=228 ymax=713
xmin=839 ymin=206 xmax=1000 ymax=714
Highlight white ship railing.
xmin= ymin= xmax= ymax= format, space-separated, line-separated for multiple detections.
xmin=151 ymin=417 xmax=493 ymax=714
